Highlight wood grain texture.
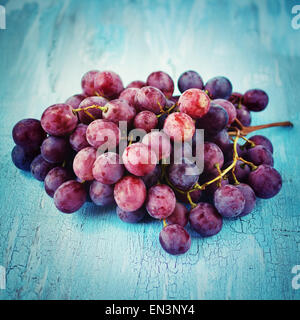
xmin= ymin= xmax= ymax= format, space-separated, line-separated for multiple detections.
xmin=0 ymin=0 xmax=300 ymax=300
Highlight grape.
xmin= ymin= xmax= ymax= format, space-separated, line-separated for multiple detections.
xmin=223 ymin=160 xmax=250 ymax=183
xmin=102 ymin=99 xmax=136 ymax=125
xmin=41 ymin=104 xmax=78 ymax=136
xmin=69 ymin=124 xmax=90 ymax=152
xmin=178 ymin=88 xmax=210 ymax=119
xmin=236 ymin=104 xmax=251 ymax=126
xmin=89 ymin=180 xmax=115 ymax=206
xmin=167 ymin=202 xmax=189 ymax=227
xmin=114 ymin=176 xmax=146 ymax=212
xmin=203 ymin=142 xmax=224 ymax=175
xmin=140 ymin=165 xmax=161 ymax=188
xmin=172 ymin=141 xmax=193 ymax=163
xmin=12 ymin=118 xmax=46 ymax=151
xmin=119 ymin=87 xmax=140 ymax=108
xmin=196 ymin=103 xmax=229 ymax=135
xmin=243 ymin=89 xmax=268 ymax=112
xmin=122 ymin=142 xmax=157 ymax=176
xmin=117 ymin=206 xmax=145 ymax=223
xmin=54 ymin=180 xmax=86 ymax=213
xmin=94 ymin=71 xmax=124 ymax=99
xmin=189 ymin=202 xmax=223 ymax=237
xmin=81 ymin=70 xmax=100 ymax=96
xmin=245 ymin=145 xmax=274 ymax=166
xmin=44 ymin=167 xmax=73 ymax=197
xmin=126 ymin=80 xmax=146 ymax=89
xmin=228 ymin=92 xmax=243 ymax=105
xmin=134 ymin=86 xmax=166 ymax=114
xmin=214 ymin=185 xmax=246 ymax=218
xmin=205 ymin=76 xmax=232 ymax=100
xmin=159 ymin=224 xmax=191 ymax=255
xmin=30 ymin=154 xmax=56 ymax=181
xmin=73 ymin=147 xmax=97 ymax=181
xmin=133 ymin=111 xmax=158 ymax=132
xmin=65 ymin=94 xmax=87 ymax=109
xmin=11 ymin=145 xmax=38 ymax=171
xmin=167 ymin=159 xmax=200 ymax=191
xmin=146 ymin=71 xmax=174 ymax=98
xmin=77 ymin=96 xmax=108 ymax=125
xmin=178 ymin=70 xmax=204 ymax=93
xmin=163 ymin=112 xmax=195 ymax=142
xmin=247 ymin=135 xmax=273 ymax=154
xmin=157 ymin=112 xmax=168 ymax=129
xmin=201 ymin=174 xmax=229 ymax=197
xmin=86 ymin=119 xmax=120 ymax=149
xmin=142 ymin=131 xmax=171 ymax=160
xmin=41 ymin=136 xmax=72 ymax=163
xmin=224 ymin=143 xmax=245 ymax=162
xmin=213 ymin=99 xmax=237 ymax=125
xmin=235 ymin=183 xmax=256 ymax=217
xmin=248 ymin=164 xmax=282 ymax=199
xmin=92 ymin=152 xmax=124 ymax=184
xmin=146 ymin=184 xmax=176 ymax=219
xmin=205 ymin=129 xmax=231 ymax=154
xmin=169 ymin=95 xmax=180 ymax=104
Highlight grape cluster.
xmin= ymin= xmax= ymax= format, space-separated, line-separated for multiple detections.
xmin=11 ymin=69 xmax=291 ymax=255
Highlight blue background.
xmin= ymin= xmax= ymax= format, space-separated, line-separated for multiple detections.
xmin=0 ymin=0 xmax=300 ymax=300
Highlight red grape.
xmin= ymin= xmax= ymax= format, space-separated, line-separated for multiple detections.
xmin=133 ymin=110 xmax=158 ymax=132
xmin=89 ymin=180 xmax=115 ymax=206
xmin=54 ymin=180 xmax=86 ymax=213
xmin=213 ymin=99 xmax=237 ymax=125
xmin=134 ymin=86 xmax=166 ymax=114
xmin=142 ymin=131 xmax=171 ymax=160
xmin=44 ymin=167 xmax=73 ymax=197
xmin=69 ymin=124 xmax=90 ymax=152
xmin=114 ymin=176 xmax=146 ymax=212
xmin=73 ymin=147 xmax=97 ymax=181
xmin=77 ymin=96 xmax=108 ymax=124
xmin=146 ymin=71 xmax=174 ymax=98
xmin=102 ymin=99 xmax=136 ymax=125
xmin=119 ymin=87 xmax=140 ymax=108
xmin=94 ymin=71 xmax=124 ymax=99
xmin=167 ymin=202 xmax=189 ymax=227
xmin=126 ymin=80 xmax=146 ymax=89
xmin=178 ymin=88 xmax=210 ymax=119
xmin=65 ymin=94 xmax=87 ymax=109
xmin=41 ymin=104 xmax=78 ymax=136
xmin=203 ymin=142 xmax=224 ymax=175
xmin=81 ymin=70 xmax=101 ymax=96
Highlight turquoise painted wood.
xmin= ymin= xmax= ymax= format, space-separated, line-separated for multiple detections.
xmin=0 ymin=0 xmax=300 ymax=300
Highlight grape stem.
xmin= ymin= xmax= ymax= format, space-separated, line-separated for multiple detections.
xmin=72 ymin=104 xmax=108 ymax=114
xmin=156 ymin=102 xmax=177 ymax=118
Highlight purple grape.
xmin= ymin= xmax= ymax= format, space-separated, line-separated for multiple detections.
xmin=77 ymin=96 xmax=108 ymax=125
xmin=236 ymin=104 xmax=251 ymax=126
xmin=248 ymin=165 xmax=282 ymax=199
xmin=116 ymin=206 xmax=145 ymax=223
xmin=213 ymin=99 xmax=236 ymax=125
xmin=159 ymin=224 xmax=191 ymax=255
xmin=69 ymin=124 xmax=90 ymax=152
xmin=54 ymin=180 xmax=86 ymax=213
xmin=12 ymin=118 xmax=46 ymax=151
xmin=41 ymin=136 xmax=72 ymax=164
xmin=205 ymin=129 xmax=231 ymax=154
xmin=178 ymin=70 xmax=204 ymax=93
xmin=102 ymin=99 xmax=136 ymax=125
xmin=41 ymin=104 xmax=78 ymax=137
xmin=30 ymin=154 xmax=56 ymax=181
xmin=92 ymin=152 xmax=124 ymax=185
xmin=133 ymin=110 xmax=158 ymax=133
xmin=243 ymin=89 xmax=269 ymax=112
xmin=235 ymin=183 xmax=256 ymax=217
xmin=114 ymin=176 xmax=146 ymax=212
xmin=44 ymin=167 xmax=73 ymax=197
xmin=201 ymin=174 xmax=229 ymax=197
xmin=11 ymin=145 xmax=38 ymax=171
xmin=203 ymin=142 xmax=224 ymax=175
xmin=189 ymin=202 xmax=223 ymax=237
xmin=167 ymin=159 xmax=200 ymax=191
xmin=146 ymin=71 xmax=174 ymax=98
xmin=245 ymin=145 xmax=274 ymax=166
xmin=228 ymin=92 xmax=243 ymax=105
xmin=167 ymin=202 xmax=189 ymax=227
xmin=172 ymin=141 xmax=193 ymax=163
xmin=224 ymin=143 xmax=245 ymax=162
xmin=157 ymin=112 xmax=168 ymax=130
xmin=65 ymin=94 xmax=87 ymax=109
xmin=146 ymin=184 xmax=176 ymax=219
xmin=214 ymin=185 xmax=246 ymax=218
xmin=94 ymin=71 xmax=124 ymax=99
xmin=196 ymin=103 xmax=229 ymax=135
xmin=140 ymin=165 xmax=161 ymax=188
xmin=174 ymin=188 xmax=203 ymax=204
xmin=247 ymin=135 xmax=273 ymax=154
xmin=81 ymin=70 xmax=100 ymax=96
xmin=89 ymin=180 xmax=115 ymax=206
xmin=223 ymin=160 xmax=250 ymax=183
xmin=205 ymin=76 xmax=232 ymax=100
xmin=134 ymin=86 xmax=166 ymax=114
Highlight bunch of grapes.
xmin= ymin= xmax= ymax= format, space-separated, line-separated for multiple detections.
xmin=11 ymin=69 xmax=292 ymax=255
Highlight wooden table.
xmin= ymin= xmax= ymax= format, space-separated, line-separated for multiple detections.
xmin=0 ymin=0 xmax=299 ymax=300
